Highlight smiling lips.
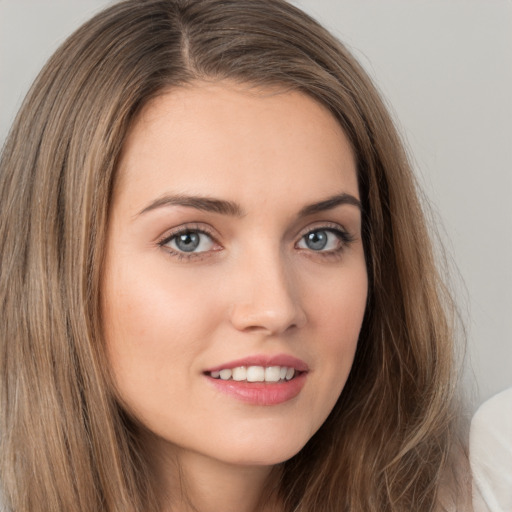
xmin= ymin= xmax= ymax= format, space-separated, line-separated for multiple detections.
xmin=208 ymin=365 xmax=297 ymax=382
xmin=204 ymin=355 xmax=308 ymax=405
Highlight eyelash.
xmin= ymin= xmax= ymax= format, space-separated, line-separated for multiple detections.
xmin=157 ymin=224 xmax=218 ymax=261
xmin=157 ymin=223 xmax=355 ymax=261
xmin=296 ymin=224 xmax=356 ymax=260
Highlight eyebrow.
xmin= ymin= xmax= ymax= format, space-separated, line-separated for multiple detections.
xmin=297 ymin=193 xmax=362 ymax=217
xmin=138 ymin=194 xmax=245 ymax=217
xmin=137 ymin=192 xmax=361 ymax=218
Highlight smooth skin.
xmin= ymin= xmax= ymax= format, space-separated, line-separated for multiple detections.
xmin=102 ymin=81 xmax=368 ymax=512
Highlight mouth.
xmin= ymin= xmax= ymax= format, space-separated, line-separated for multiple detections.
xmin=203 ymin=355 xmax=308 ymax=405
xmin=206 ymin=365 xmax=301 ymax=383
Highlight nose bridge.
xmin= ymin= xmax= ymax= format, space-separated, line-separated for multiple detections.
xmin=229 ymin=239 xmax=306 ymax=334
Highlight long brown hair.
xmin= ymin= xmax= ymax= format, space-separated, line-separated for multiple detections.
xmin=0 ymin=1 xmax=466 ymax=510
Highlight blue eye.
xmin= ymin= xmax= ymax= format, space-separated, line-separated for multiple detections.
xmin=297 ymin=229 xmax=344 ymax=252
xmin=161 ymin=230 xmax=215 ymax=254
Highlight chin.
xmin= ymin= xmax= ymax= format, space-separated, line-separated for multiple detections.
xmin=207 ymin=425 xmax=314 ymax=467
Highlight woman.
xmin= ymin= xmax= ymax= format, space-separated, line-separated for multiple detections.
xmin=0 ymin=0 xmax=469 ymax=510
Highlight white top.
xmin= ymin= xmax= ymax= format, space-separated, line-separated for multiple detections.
xmin=470 ymin=388 xmax=512 ymax=512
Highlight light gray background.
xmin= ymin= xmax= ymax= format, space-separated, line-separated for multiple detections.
xmin=1 ymin=0 xmax=511 ymax=410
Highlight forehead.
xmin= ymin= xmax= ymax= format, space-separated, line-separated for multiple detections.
xmin=115 ymin=81 xmax=358 ymax=210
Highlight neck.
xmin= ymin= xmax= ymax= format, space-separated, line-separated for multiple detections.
xmin=146 ymin=438 xmax=282 ymax=512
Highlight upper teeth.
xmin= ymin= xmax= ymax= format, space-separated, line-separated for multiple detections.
xmin=209 ymin=366 xmax=296 ymax=382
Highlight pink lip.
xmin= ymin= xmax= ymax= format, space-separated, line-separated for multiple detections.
xmin=204 ymin=353 xmax=309 ymax=406
xmin=206 ymin=375 xmax=307 ymax=406
xmin=204 ymin=354 xmax=309 ymax=373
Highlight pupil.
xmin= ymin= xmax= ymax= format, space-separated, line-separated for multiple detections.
xmin=306 ymin=231 xmax=328 ymax=250
xmin=176 ymin=232 xmax=200 ymax=252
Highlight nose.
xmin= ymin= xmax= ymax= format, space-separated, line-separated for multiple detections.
xmin=228 ymin=249 xmax=307 ymax=335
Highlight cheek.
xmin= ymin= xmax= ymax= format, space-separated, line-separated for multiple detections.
xmin=309 ymin=260 xmax=368 ymax=352
xmin=299 ymin=261 xmax=368 ymax=423
xmin=101 ymin=260 xmax=225 ymax=412
xmin=104 ymin=257 xmax=221 ymax=346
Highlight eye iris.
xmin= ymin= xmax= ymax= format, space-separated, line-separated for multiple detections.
xmin=305 ymin=230 xmax=328 ymax=251
xmin=175 ymin=232 xmax=200 ymax=252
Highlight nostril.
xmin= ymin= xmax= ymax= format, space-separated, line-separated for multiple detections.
xmin=229 ymin=303 xmax=306 ymax=335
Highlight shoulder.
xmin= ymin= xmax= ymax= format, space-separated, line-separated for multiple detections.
xmin=470 ymin=388 xmax=512 ymax=512
xmin=471 ymin=388 xmax=512 ymax=429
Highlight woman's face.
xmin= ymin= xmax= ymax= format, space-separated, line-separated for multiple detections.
xmin=102 ymin=81 xmax=367 ymax=468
